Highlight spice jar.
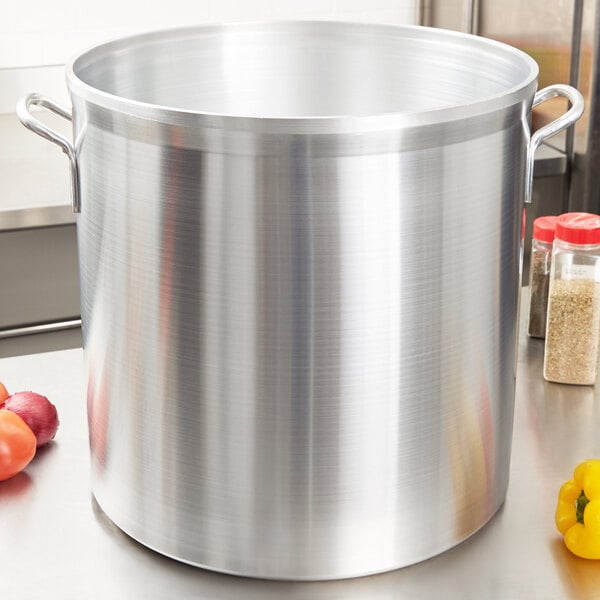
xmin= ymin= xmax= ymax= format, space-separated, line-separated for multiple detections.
xmin=544 ymin=212 xmax=600 ymax=385
xmin=528 ymin=216 xmax=558 ymax=338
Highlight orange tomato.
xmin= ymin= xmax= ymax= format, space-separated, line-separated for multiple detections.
xmin=0 ymin=381 xmax=8 ymax=405
xmin=0 ymin=409 xmax=36 ymax=482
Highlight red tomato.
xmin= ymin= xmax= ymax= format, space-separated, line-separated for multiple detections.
xmin=0 ymin=409 xmax=36 ymax=482
xmin=0 ymin=381 xmax=8 ymax=405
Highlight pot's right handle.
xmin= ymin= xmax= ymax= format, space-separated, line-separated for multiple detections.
xmin=16 ymin=93 xmax=81 ymax=213
xmin=525 ymin=84 xmax=584 ymax=204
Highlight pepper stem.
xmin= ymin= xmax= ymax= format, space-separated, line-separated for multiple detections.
xmin=575 ymin=490 xmax=589 ymax=524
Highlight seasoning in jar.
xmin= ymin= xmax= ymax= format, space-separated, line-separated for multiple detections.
xmin=543 ymin=212 xmax=600 ymax=385
xmin=528 ymin=216 xmax=558 ymax=338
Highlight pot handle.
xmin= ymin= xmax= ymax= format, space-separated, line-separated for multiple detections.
xmin=525 ymin=84 xmax=584 ymax=204
xmin=16 ymin=93 xmax=81 ymax=213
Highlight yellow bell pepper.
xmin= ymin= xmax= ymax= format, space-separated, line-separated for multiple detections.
xmin=556 ymin=459 xmax=600 ymax=559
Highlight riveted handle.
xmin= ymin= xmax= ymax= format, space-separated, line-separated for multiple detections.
xmin=525 ymin=84 xmax=584 ymax=204
xmin=16 ymin=93 xmax=81 ymax=213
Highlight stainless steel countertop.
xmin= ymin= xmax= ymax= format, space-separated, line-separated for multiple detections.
xmin=1 ymin=290 xmax=599 ymax=599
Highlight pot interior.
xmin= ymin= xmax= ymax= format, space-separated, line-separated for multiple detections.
xmin=71 ymin=22 xmax=537 ymax=119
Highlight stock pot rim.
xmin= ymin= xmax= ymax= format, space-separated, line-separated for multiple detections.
xmin=65 ymin=20 xmax=539 ymax=135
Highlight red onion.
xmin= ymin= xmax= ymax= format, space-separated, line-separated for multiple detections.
xmin=0 ymin=391 xmax=59 ymax=447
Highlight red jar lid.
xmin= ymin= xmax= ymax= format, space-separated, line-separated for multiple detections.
xmin=555 ymin=212 xmax=600 ymax=245
xmin=532 ymin=216 xmax=558 ymax=243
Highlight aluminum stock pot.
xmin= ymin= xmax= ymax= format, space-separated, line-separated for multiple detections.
xmin=18 ymin=22 xmax=583 ymax=580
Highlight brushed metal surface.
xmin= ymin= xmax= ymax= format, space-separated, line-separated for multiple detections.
xmin=0 ymin=225 xmax=81 ymax=330
xmin=65 ymin=22 xmax=540 ymax=579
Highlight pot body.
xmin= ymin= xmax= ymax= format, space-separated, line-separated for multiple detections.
xmin=70 ymin=23 xmax=534 ymax=579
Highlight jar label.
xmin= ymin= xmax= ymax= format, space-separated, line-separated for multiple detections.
xmin=561 ymin=264 xmax=598 ymax=281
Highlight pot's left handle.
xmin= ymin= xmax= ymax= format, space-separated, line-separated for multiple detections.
xmin=525 ymin=84 xmax=584 ymax=204
xmin=16 ymin=93 xmax=81 ymax=213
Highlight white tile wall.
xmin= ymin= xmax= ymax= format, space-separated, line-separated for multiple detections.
xmin=0 ymin=0 xmax=417 ymax=113
xmin=0 ymin=66 xmax=70 ymax=114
